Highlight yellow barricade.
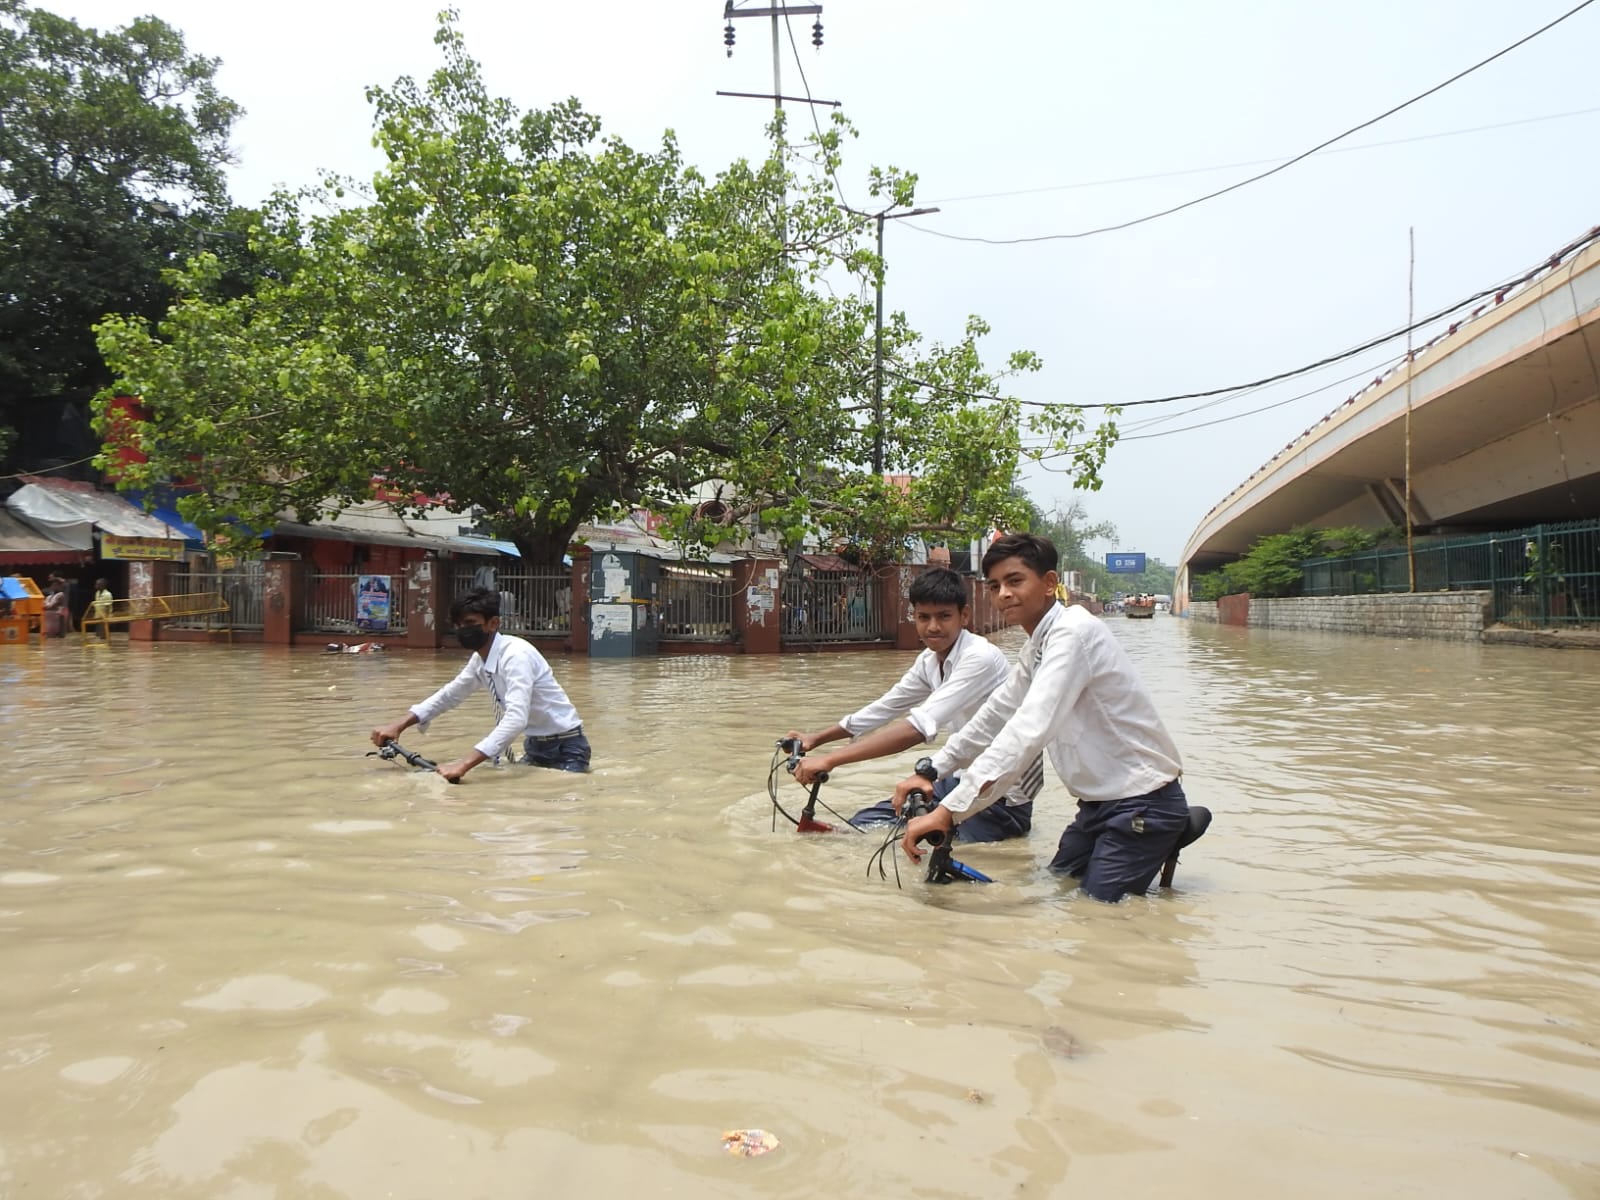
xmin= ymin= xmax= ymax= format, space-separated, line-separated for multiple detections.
xmin=80 ymin=591 xmax=232 ymax=641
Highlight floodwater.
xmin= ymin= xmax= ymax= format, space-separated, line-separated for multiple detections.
xmin=2 ymin=618 xmax=1598 ymax=1199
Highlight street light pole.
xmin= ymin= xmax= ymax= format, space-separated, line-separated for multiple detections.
xmin=869 ymin=206 xmax=939 ymax=476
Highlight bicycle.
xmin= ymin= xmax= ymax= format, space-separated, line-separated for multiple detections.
xmin=766 ymin=737 xmax=866 ymax=834
xmin=367 ymin=738 xmax=460 ymax=784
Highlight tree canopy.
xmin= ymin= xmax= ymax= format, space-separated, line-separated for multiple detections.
xmin=95 ymin=13 xmax=1119 ymax=566
xmin=0 ymin=0 xmax=242 ymax=475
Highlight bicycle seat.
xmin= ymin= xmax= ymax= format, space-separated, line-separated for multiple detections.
xmin=1159 ymin=806 xmax=1211 ymax=888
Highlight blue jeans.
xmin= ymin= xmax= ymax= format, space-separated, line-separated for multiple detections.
xmin=523 ymin=727 xmax=591 ymax=773
xmin=1049 ymin=778 xmax=1189 ymax=901
xmin=849 ymin=775 xmax=1033 ymax=843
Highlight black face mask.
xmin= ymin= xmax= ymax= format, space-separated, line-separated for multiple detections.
xmin=456 ymin=624 xmax=489 ymax=651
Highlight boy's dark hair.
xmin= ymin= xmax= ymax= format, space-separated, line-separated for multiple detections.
xmin=982 ymin=532 xmax=1058 ymax=578
xmin=449 ymin=587 xmax=501 ymax=625
xmin=908 ymin=566 xmax=968 ymax=609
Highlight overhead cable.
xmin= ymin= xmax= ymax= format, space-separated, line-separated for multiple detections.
xmin=884 ymin=224 xmax=1600 ymax=410
xmin=900 ymin=0 xmax=1598 ymax=244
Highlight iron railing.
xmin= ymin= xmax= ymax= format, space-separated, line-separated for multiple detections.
xmin=450 ymin=563 xmax=572 ymax=635
xmin=1301 ymin=518 xmax=1599 ymax=627
xmin=658 ymin=567 xmax=736 ymax=641
xmin=305 ymin=569 xmax=409 ymax=634
xmin=167 ymin=562 xmax=266 ymax=631
xmin=781 ymin=570 xmax=883 ymax=643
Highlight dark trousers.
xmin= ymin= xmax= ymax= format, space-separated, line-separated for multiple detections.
xmin=523 ymin=728 xmax=591 ymax=773
xmin=1049 ymin=778 xmax=1189 ymax=902
xmin=849 ymin=776 xmax=1033 ymax=843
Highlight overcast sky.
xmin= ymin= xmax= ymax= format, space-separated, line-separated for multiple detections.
xmin=51 ymin=0 xmax=1600 ymax=566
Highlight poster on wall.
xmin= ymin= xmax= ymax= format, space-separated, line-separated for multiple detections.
xmin=356 ymin=574 xmax=392 ymax=632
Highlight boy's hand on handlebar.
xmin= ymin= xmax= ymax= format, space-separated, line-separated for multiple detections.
xmin=784 ymin=730 xmax=819 ymax=754
xmin=891 ymin=774 xmax=929 ymax=815
xmin=901 ymin=807 xmax=954 ymax=864
xmin=437 ymin=750 xmax=485 ymax=783
xmin=371 ymin=722 xmax=406 ymax=748
xmin=792 ymin=755 xmax=831 ymax=785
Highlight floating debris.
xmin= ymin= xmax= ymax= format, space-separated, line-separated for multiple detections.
xmin=722 ymin=1129 xmax=780 ymax=1157
xmin=1042 ymin=1026 xmax=1080 ymax=1059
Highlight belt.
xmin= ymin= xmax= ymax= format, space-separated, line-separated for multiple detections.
xmin=527 ymin=724 xmax=583 ymax=743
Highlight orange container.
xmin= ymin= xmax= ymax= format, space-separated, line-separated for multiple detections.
xmin=0 ymin=615 xmax=29 ymax=644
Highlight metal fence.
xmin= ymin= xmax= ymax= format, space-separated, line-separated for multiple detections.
xmin=305 ymin=569 xmax=409 ymax=634
xmin=167 ymin=561 xmax=266 ymax=631
xmin=780 ymin=569 xmax=883 ymax=643
xmin=450 ymin=562 xmax=572 ymax=635
xmin=658 ymin=567 xmax=736 ymax=642
xmin=1302 ymin=518 xmax=1599 ymax=627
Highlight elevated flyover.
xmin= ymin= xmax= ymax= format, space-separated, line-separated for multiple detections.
xmin=1179 ymin=228 xmax=1600 ymax=599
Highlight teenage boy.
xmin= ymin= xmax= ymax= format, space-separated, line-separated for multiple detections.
xmin=892 ymin=533 xmax=1192 ymax=901
xmin=371 ymin=588 xmax=590 ymax=782
xmin=787 ymin=566 xmax=1040 ymax=842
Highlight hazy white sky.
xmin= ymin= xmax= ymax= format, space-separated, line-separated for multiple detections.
xmin=50 ymin=0 xmax=1600 ymax=564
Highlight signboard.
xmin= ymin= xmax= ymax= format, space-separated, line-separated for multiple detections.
xmin=355 ymin=574 xmax=392 ymax=632
xmin=102 ymin=535 xmax=185 ymax=561
xmin=1105 ymin=552 xmax=1147 ymax=574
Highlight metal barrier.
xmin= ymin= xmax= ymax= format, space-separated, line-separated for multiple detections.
xmin=1302 ymin=518 xmax=1599 ymax=627
xmin=167 ymin=564 xmax=265 ymax=631
xmin=659 ymin=568 xmax=736 ymax=642
xmin=450 ymin=564 xmax=572 ymax=635
xmin=80 ymin=591 xmax=230 ymax=638
xmin=781 ymin=570 xmax=882 ymax=643
xmin=305 ymin=570 xmax=409 ymax=634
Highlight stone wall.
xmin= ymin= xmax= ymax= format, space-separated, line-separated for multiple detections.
xmin=1184 ymin=592 xmax=1493 ymax=642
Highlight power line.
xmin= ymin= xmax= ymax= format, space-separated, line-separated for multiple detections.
xmin=884 ymin=223 xmax=1600 ymax=410
xmin=924 ymin=104 xmax=1600 ymax=207
xmin=781 ymin=8 xmax=850 ymax=207
xmin=897 ymin=0 xmax=1598 ymax=245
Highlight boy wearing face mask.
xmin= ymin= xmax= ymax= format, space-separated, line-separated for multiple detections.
xmin=370 ymin=587 xmax=590 ymax=781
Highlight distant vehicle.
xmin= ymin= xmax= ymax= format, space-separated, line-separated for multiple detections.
xmin=1125 ymin=593 xmax=1156 ymax=619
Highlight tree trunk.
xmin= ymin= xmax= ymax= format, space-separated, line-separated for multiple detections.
xmin=502 ymin=516 xmax=582 ymax=571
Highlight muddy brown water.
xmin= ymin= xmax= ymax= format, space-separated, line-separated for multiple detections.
xmin=2 ymin=619 xmax=1597 ymax=1198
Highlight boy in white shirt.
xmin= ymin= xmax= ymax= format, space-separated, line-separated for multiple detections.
xmin=892 ymin=534 xmax=1198 ymax=900
xmin=788 ymin=567 xmax=1039 ymax=842
xmin=371 ymin=588 xmax=589 ymax=781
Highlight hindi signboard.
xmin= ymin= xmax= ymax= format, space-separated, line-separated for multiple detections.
xmin=102 ymin=535 xmax=185 ymax=561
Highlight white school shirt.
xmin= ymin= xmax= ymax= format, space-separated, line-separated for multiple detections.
xmin=931 ymin=603 xmax=1181 ymax=820
xmin=410 ymin=633 xmax=582 ymax=760
xmin=840 ymin=629 xmax=1041 ymax=807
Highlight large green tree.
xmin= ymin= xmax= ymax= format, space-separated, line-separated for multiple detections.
xmin=96 ymin=14 xmax=1117 ymax=566
xmin=0 ymin=0 xmax=242 ymax=476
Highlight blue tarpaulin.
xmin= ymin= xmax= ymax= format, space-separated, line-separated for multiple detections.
xmin=1 ymin=577 xmax=33 ymax=600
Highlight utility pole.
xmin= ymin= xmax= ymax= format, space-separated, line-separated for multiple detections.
xmin=721 ymin=2 xmax=823 ymax=115
xmin=863 ymin=206 xmax=939 ymax=476
xmin=721 ymin=3 xmax=826 ymax=266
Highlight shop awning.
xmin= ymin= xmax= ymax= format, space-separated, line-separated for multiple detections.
xmin=269 ymin=519 xmax=496 ymax=555
xmin=0 ymin=508 xmax=90 ymax=565
xmin=5 ymin=478 xmax=190 ymax=547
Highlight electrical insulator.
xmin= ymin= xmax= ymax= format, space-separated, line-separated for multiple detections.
xmin=724 ymin=22 xmax=736 ymax=56
xmin=811 ymin=19 xmax=823 ymax=48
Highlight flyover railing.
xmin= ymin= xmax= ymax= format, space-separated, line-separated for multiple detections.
xmin=1301 ymin=518 xmax=1599 ymax=627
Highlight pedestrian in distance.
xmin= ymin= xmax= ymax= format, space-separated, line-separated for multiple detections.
xmin=371 ymin=588 xmax=590 ymax=782
xmin=786 ymin=566 xmax=1040 ymax=842
xmin=892 ymin=533 xmax=1200 ymax=901
xmin=91 ymin=577 xmax=113 ymax=638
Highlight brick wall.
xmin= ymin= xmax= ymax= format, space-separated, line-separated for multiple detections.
xmin=1184 ymin=592 xmax=1492 ymax=642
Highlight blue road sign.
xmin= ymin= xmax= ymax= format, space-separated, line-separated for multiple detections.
xmin=1105 ymin=552 xmax=1146 ymax=574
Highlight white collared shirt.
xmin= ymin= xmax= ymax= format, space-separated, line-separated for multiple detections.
xmin=410 ymin=633 xmax=582 ymax=760
xmin=839 ymin=629 xmax=1042 ymax=807
xmin=931 ymin=603 xmax=1181 ymax=819
xmin=840 ymin=628 xmax=1008 ymax=743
